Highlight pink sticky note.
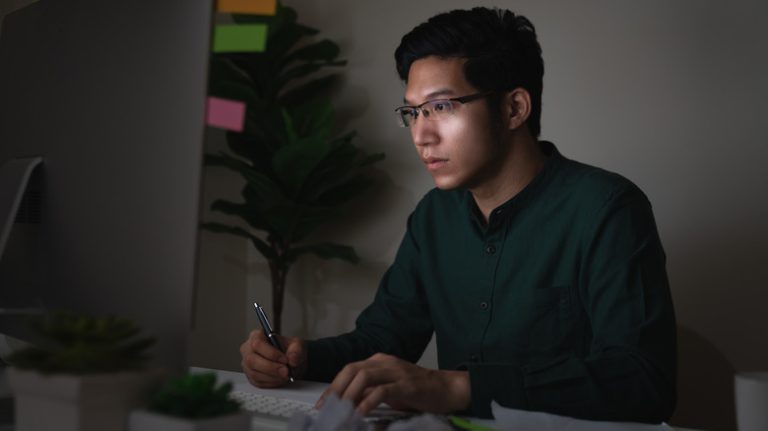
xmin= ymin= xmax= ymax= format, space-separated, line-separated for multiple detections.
xmin=206 ymin=96 xmax=246 ymax=132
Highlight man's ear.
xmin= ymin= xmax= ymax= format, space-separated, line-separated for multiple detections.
xmin=503 ymin=88 xmax=531 ymax=130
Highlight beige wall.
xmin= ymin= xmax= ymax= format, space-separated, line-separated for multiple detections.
xmin=192 ymin=1 xmax=768 ymax=429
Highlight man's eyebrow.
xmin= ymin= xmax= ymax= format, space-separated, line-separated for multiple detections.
xmin=403 ymin=88 xmax=456 ymax=105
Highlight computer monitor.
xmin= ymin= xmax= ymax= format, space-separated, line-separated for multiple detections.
xmin=0 ymin=0 xmax=212 ymax=372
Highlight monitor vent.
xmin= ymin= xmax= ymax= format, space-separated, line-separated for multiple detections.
xmin=15 ymin=174 xmax=42 ymax=224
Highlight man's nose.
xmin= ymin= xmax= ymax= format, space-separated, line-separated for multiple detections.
xmin=411 ymin=115 xmax=437 ymax=147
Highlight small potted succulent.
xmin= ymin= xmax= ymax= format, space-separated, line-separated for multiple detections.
xmin=129 ymin=372 xmax=249 ymax=431
xmin=6 ymin=311 xmax=160 ymax=431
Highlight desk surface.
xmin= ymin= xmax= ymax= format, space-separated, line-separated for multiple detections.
xmin=195 ymin=367 xmax=700 ymax=431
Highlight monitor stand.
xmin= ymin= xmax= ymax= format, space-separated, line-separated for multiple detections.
xmin=0 ymin=157 xmax=43 ymax=259
xmin=0 ymin=156 xmax=45 ymax=361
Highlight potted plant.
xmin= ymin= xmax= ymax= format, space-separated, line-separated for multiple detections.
xmin=129 ymin=372 xmax=248 ymax=431
xmin=6 ymin=311 xmax=159 ymax=431
xmin=204 ymin=2 xmax=385 ymax=332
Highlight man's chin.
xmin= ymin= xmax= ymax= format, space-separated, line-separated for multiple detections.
xmin=432 ymin=176 xmax=463 ymax=191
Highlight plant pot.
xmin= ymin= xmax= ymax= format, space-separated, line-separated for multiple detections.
xmin=8 ymin=367 xmax=161 ymax=431
xmin=129 ymin=409 xmax=251 ymax=431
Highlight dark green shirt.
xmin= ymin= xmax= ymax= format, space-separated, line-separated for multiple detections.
xmin=306 ymin=142 xmax=676 ymax=422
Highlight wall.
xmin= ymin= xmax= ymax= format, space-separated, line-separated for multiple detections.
xmin=191 ymin=1 xmax=768 ymax=429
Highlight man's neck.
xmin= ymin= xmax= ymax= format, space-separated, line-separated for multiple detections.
xmin=470 ymin=135 xmax=547 ymax=225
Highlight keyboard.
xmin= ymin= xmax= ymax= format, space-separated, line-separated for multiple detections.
xmin=229 ymin=388 xmax=410 ymax=430
xmin=230 ymin=389 xmax=318 ymax=420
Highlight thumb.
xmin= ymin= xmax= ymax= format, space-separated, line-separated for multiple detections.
xmin=284 ymin=338 xmax=304 ymax=367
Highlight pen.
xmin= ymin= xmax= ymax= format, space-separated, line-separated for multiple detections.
xmin=253 ymin=302 xmax=295 ymax=383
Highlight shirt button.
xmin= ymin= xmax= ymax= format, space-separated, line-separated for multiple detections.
xmin=479 ymin=301 xmax=489 ymax=310
xmin=485 ymin=244 xmax=496 ymax=255
xmin=470 ymin=354 xmax=479 ymax=363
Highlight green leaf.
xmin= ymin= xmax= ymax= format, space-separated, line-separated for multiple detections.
xmin=208 ymin=81 xmax=256 ymax=105
xmin=148 ymin=373 xmax=241 ymax=419
xmin=279 ymin=74 xmax=338 ymax=108
xmin=278 ymin=62 xmax=323 ymax=88
xmin=358 ymin=152 xmax=386 ymax=166
xmin=208 ymin=56 xmax=250 ymax=83
xmin=280 ymin=109 xmax=299 ymax=145
xmin=290 ymin=98 xmax=334 ymax=140
xmin=204 ymin=153 xmax=253 ymax=176
xmin=204 ymin=0 xmax=386 ymax=271
xmin=207 ymin=199 xmax=247 ymax=217
xmin=207 ymin=199 xmax=269 ymax=232
xmin=200 ymin=222 xmax=276 ymax=259
xmin=282 ymin=39 xmax=341 ymax=66
xmin=272 ymin=138 xmax=331 ymax=195
xmin=7 ymin=312 xmax=155 ymax=374
xmin=315 ymin=176 xmax=374 ymax=207
xmin=240 ymin=169 xmax=293 ymax=208
xmin=252 ymin=202 xmax=336 ymax=243
xmin=219 ymin=133 xmax=275 ymax=171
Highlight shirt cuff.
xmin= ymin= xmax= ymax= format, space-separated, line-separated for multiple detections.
xmin=304 ymin=338 xmax=338 ymax=383
xmin=458 ymin=362 xmax=528 ymax=418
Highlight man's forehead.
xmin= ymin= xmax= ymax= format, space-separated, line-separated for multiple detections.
xmin=403 ymin=57 xmax=471 ymax=104
xmin=403 ymin=88 xmax=456 ymax=105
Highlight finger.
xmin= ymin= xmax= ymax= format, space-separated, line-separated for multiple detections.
xmin=356 ymin=383 xmax=394 ymax=416
xmin=242 ymin=349 xmax=291 ymax=380
xmin=246 ymin=367 xmax=290 ymax=388
xmin=341 ymin=366 xmax=393 ymax=405
xmin=326 ymin=361 xmax=365 ymax=401
xmin=367 ymin=352 xmax=394 ymax=363
xmin=314 ymin=387 xmax=332 ymax=409
xmin=242 ymin=360 xmax=289 ymax=387
xmin=281 ymin=337 xmax=303 ymax=367
xmin=243 ymin=361 xmax=280 ymax=387
xmin=240 ymin=330 xmax=263 ymax=355
xmin=250 ymin=330 xmax=288 ymax=364
xmin=315 ymin=360 xmax=365 ymax=409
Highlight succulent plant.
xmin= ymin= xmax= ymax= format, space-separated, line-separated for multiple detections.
xmin=148 ymin=372 xmax=241 ymax=419
xmin=7 ymin=311 xmax=155 ymax=374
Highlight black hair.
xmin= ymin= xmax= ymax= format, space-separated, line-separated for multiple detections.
xmin=394 ymin=7 xmax=544 ymax=137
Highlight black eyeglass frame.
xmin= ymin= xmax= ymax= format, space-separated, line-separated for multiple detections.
xmin=394 ymin=91 xmax=495 ymax=127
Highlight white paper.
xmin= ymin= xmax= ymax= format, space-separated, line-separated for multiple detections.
xmin=490 ymin=402 xmax=674 ymax=431
xmin=287 ymin=393 xmax=370 ymax=431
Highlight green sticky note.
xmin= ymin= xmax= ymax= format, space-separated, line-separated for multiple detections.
xmin=449 ymin=416 xmax=495 ymax=431
xmin=212 ymin=24 xmax=267 ymax=53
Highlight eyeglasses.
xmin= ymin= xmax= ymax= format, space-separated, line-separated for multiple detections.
xmin=394 ymin=92 xmax=494 ymax=128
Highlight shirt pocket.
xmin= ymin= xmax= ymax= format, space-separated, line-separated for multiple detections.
xmin=531 ymin=284 xmax=566 ymax=308
xmin=523 ymin=284 xmax=574 ymax=352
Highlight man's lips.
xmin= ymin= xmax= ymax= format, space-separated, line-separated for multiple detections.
xmin=423 ymin=157 xmax=448 ymax=171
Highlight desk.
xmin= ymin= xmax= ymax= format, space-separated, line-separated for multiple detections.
xmin=195 ymin=367 xmax=701 ymax=431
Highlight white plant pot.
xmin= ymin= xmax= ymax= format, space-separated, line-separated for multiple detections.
xmin=8 ymin=367 xmax=160 ymax=431
xmin=129 ymin=409 xmax=251 ymax=431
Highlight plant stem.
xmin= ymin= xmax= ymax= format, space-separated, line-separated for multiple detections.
xmin=267 ymin=260 xmax=287 ymax=334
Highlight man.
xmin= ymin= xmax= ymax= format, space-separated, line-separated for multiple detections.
xmin=240 ymin=7 xmax=676 ymax=422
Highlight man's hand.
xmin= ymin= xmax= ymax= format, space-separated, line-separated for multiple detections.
xmin=240 ymin=329 xmax=308 ymax=388
xmin=315 ymin=353 xmax=471 ymax=415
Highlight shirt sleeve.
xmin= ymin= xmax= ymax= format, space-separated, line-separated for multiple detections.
xmin=304 ymin=212 xmax=434 ymax=382
xmin=463 ymin=184 xmax=677 ymax=423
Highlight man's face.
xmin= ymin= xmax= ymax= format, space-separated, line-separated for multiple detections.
xmin=404 ymin=56 xmax=506 ymax=191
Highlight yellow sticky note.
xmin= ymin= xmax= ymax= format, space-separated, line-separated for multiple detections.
xmin=217 ymin=0 xmax=277 ymax=15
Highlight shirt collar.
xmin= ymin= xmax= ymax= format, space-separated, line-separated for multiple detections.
xmin=465 ymin=141 xmax=563 ymax=231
